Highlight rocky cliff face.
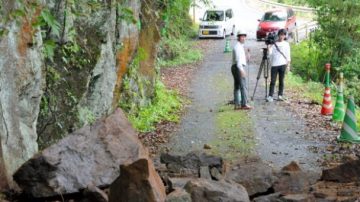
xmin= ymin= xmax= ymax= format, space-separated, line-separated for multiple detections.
xmin=0 ymin=2 xmax=44 ymax=189
xmin=0 ymin=0 xmax=160 ymax=190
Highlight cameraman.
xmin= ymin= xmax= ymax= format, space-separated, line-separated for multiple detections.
xmin=266 ymin=29 xmax=291 ymax=102
xmin=232 ymin=30 xmax=252 ymax=110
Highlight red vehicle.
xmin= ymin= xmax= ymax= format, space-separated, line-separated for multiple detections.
xmin=256 ymin=8 xmax=296 ymax=41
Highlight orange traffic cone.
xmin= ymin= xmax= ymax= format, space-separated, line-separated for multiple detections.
xmin=321 ymin=63 xmax=333 ymax=115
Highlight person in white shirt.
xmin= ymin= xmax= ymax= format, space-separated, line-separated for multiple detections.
xmin=232 ymin=30 xmax=252 ymax=110
xmin=266 ymin=29 xmax=291 ymax=102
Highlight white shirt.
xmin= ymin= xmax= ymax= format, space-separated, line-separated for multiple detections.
xmin=232 ymin=42 xmax=247 ymax=70
xmin=269 ymin=41 xmax=291 ymax=67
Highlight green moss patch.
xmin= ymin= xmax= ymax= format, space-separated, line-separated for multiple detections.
xmin=209 ymin=104 xmax=256 ymax=161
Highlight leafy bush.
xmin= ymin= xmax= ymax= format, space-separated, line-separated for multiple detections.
xmin=157 ymin=37 xmax=202 ymax=67
xmin=157 ymin=0 xmax=202 ymax=68
xmin=291 ymin=39 xmax=328 ymax=82
xmin=160 ymin=0 xmax=193 ymax=38
xmin=340 ymin=48 xmax=360 ymax=105
xmin=307 ymin=0 xmax=360 ymax=67
xmin=288 ymin=0 xmax=360 ymax=106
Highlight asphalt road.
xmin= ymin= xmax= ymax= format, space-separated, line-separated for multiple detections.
xmin=166 ymin=0 xmax=323 ymax=172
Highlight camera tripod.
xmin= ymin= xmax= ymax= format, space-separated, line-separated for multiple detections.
xmin=251 ymin=47 xmax=270 ymax=100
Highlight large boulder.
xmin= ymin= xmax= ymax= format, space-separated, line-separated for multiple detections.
xmin=165 ymin=188 xmax=191 ymax=202
xmin=225 ymin=159 xmax=276 ymax=196
xmin=321 ymin=159 xmax=360 ymax=183
xmin=184 ymin=179 xmax=250 ymax=202
xmin=109 ymin=158 xmax=166 ymax=202
xmin=13 ymin=109 xmax=148 ymax=197
xmin=273 ymin=172 xmax=310 ymax=195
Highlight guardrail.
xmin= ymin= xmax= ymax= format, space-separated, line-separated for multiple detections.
xmin=293 ymin=21 xmax=318 ymax=43
xmin=256 ymin=0 xmax=315 ymax=13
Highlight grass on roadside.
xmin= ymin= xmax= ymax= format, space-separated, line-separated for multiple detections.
xmin=285 ymin=72 xmax=324 ymax=103
xmin=128 ymin=81 xmax=182 ymax=132
xmin=157 ymin=37 xmax=203 ymax=67
xmin=209 ymin=105 xmax=256 ymax=161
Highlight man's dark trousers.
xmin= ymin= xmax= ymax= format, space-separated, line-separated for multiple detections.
xmin=231 ymin=64 xmax=248 ymax=107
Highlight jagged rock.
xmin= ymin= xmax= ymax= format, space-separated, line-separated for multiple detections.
xmin=199 ymin=166 xmax=211 ymax=179
xmin=165 ymin=188 xmax=191 ymax=202
xmin=0 ymin=17 xmax=43 ymax=189
xmin=225 ymin=159 xmax=276 ymax=196
xmin=153 ymin=156 xmax=168 ymax=173
xmin=280 ymin=194 xmax=315 ymax=202
xmin=160 ymin=152 xmax=223 ymax=177
xmin=13 ymin=109 xmax=148 ymax=197
xmin=161 ymin=174 xmax=174 ymax=194
xmin=321 ymin=159 xmax=360 ymax=183
xmin=210 ymin=167 xmax=223 ymax=181
xmin=169 ymin=178 xmax=192 ymax=189
xmin=253 ymin=192 xmax=282 ymax=202
xmin=281 ymin=161 xmax=301 ymax=172
xmin=108 ymin=158 xmax=166 ymax=202
xmin=310 ymin=181 xmax=360 ymax=201
xmin=184 ymin=179 xmax=250 ymax=202
xmin=273 ymin=170 xmax=311 ymax=194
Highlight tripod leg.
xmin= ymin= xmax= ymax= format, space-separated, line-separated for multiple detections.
xmin=247 ymin=65 xmax=250 ymax=101
xmin=265 ymin=78 xmax=268 ymax=98
xmin=251 ymin=59 xmax=265 ymax=100
xmin=264 ymin=59 xmax=270 ymax=98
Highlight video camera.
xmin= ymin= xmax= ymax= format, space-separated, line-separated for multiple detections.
xmin=265 ymin=32 xmax=278 ymax=45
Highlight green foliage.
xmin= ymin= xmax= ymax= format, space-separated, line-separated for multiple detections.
xmin=77 ymin=107 xmax=96 ymax=125
xmin=156 ymin=0 xmax=203 ymax=67
xmin=127 ymin=81 xmax=182 ymax=132
xmin=60 ymin=42 xmax=93 ymax=70
xmin=288 ymin=0 xmax=360 ymax=105
xmin=276 ymin=0 xmax=309 ymax=6
xmin=9 ymin=8 xmax=26 ymax=19
xmin=306 ymin=0 xmax=360 ymax=68
xmin=157 ymin=37 xmax=202 ymax=67
xmin=117 ymin=4 xmax=137 ymax=24
xmin=39 ymin=9 xmax=61 ymax=37
xmin=210 ymin=105 xmax=255 ymax=160
xmin=341 ymin=48 xmax=360 ymax=104
xmin=160 ymin=0 xmax=194 ymax=38
xmin=119 ymin=47 xmax=150 ymax=113
xmin=291 ymin=39 xmax=328 ymax=81
xmin=43 ymin=39 xmax=56 ymax=61
xmin=285 ymin=72 xmax=325 ymax=103
xmin=357 ymin=109 xmax=360 ymax=129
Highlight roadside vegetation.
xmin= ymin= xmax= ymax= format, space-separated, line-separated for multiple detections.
xmin=288 ymin=0 xmax=360 ymax=128
xmin=276 ymin=0 xmax=308 ymax=6
xmin=211 ymin=105 xmax=256 ymax=160
xmin=127 ymin=81 xmax=182 ymax=132
xmin=127 ymin=0 xmax=205 ymax=132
